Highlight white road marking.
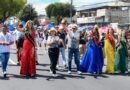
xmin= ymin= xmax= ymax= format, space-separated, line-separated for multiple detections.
xmin=9 ymin=58 xmax=17 ymax=65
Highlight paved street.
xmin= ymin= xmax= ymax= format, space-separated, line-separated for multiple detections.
xmin=0 ymin=45 xmax=130 ymax=90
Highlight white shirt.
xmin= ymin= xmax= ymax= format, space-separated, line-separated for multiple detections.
xmin=47 ymin=36 xmax=59 ymax=48
xmin=67 ymin=30 xmax=80 ymax=48
xmin=0 ymin=32 xmax=14 ymax=53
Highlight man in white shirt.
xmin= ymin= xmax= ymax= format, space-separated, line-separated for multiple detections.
xmin=67 ymin=24 xmax=81 ymax=74
xmin=0 ymin=25 xmax=14 ymax=78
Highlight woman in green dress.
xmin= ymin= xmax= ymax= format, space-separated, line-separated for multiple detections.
xmin=114 ymin=30 xmax=129 ymax=73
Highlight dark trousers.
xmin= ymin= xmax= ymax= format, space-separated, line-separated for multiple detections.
xmin=16 ymin=38 xmax=24 ymax=62
xmin=48 ymin=47 xmax=59 ymax=74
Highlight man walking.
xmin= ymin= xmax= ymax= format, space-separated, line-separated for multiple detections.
xmin=15 ymin=24 xmax=24 ymax=65
xmin=0 ymin=25 xmax=14 ymax=78
xmin=57 ymin=25 xmax=67 ymax=68
xmin=67 ymin=24 xmax=81 ymax=74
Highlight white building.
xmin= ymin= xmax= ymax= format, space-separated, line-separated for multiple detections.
xmin=76 ymin=0 xmax=130 ymax=24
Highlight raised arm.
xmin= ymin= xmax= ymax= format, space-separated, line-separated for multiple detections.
xmin=16 ymin=26 xmax=25 ymax=32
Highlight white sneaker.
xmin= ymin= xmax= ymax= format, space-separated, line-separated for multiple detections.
xmin=77 ymin=71 xmax=82 ymax=75
xmin=67 ymin=71 xmax=71 ymax=74
xmin=2 ymin=71 xmax=7 ymax=75
xmin=56 ymin=65 xmax=59 ymax=70
xmin=49 ymin=70 xmax=53 ymax=74
xmin=52 ymin=74 xmax=57 ymax=77
xmin=3 ymin=71 xmax=7 ymax=78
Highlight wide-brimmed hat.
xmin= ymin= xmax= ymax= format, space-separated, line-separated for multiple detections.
xmin=49 ymin=27 xmax=57 ymax=33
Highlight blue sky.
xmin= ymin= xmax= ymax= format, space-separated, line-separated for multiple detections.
xmin=27 ymin=0 xmax=112 ymax=15
xmin=27 ymin=0 xmax=111 ymax=6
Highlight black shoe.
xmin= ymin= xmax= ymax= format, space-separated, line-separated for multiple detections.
xmin=17 ymin=62 xmax=20 ymax=65
xmin=36 ymin=61 xmax=39 ymax=65
xmin=56 ymin=68 xmax=59 ymax=70
xmin=3 ymin=74 xmax=7 ymax=78
xmin=53 ymin=71 xmax=56 ymax=75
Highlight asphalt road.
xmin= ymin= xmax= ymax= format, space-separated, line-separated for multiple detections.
xmin=0 ymin=46 xmax=130 ymax=90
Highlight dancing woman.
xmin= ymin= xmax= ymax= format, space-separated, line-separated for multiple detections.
xmin=104 ymin=28 xmax=116 ymax=74
xmin=47 ymin=28 xmax=63 ymax=76
xmin=80 ymin=27 xmax=103 ymax=74
xmin=114 ymin=30 xmax=128 ymax=73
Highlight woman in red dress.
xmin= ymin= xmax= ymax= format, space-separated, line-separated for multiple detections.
xmin=20 ymin=20 xmax=36 ymax=77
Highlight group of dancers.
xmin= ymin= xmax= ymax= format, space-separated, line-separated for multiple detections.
xmin=80 ymin=27 xmax=129 ymax=74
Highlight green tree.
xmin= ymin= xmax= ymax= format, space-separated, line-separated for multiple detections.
xmin=45 ymin=3 xmax=76 ymax=24
xmin=0 ymin=0 xmax=26 ymax=21
xmin=18 ymin=4 xmax=38 ymax=22
xmin=50 ymin=16 xmax=58 ymax=25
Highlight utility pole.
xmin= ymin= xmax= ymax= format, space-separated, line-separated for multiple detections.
xmin=70 ymin=0 xmax=73 ymax=23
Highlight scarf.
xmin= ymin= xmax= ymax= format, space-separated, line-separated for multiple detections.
xmin=92 ymin=32 xmax=99 ymax=46
xmin=25 ymin=30 xmax=35 ymax=46
xmin=106 ymin=34 xmax=115 ymax=50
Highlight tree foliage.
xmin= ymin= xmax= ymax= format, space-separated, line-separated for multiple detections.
xmin=45 ymin=3 xmax=76 ymax=24
xmin=50 ymin=16 xmax=58 ymax=25
xmin=0 ymin=0 xmax=26 ymax=21
xmin=18 ymin=4 xmax=38 ymax=22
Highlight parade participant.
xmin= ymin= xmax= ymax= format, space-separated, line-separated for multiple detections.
xmin=57 ymin=25 xmax=67 ymax=68
xmin=47 ymin=28 xmax=63 ymax=76
xmin=33 ymin=26 xmax=40 ymax=65
xmin=79 ymin=31 xmax=87 ymax=60
xmin=43 ymin=27 xmax=49 ymax=51
xmin=114 ymin=30 xmax=128 ymax=73
xmin=80 ymin=27 xmax=103 ymax=74
xmin=37 ymin=28 xmax=44 ymax=47
xmin=0 ymin=25 xmax=14 ymax=78
xmin=104 ymin=28 xmax=116 ymax=74
xmin=15 ymin=24 xmax=24 ymax=65
xmin=20 ymin=20 xmax=36 ymax=77
xmin=67 ymin=24 xmax=81 ymax=74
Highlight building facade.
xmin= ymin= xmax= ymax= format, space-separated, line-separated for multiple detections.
xmin=76 ymin=0 xmax=130 ymax=24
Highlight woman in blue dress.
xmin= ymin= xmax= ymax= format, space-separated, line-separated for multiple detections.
xmin=80 ymin=27 xmax=104 ymax=74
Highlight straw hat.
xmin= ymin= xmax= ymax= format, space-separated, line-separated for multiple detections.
xmin=49 ymin=27 xmax=57 ymax=33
